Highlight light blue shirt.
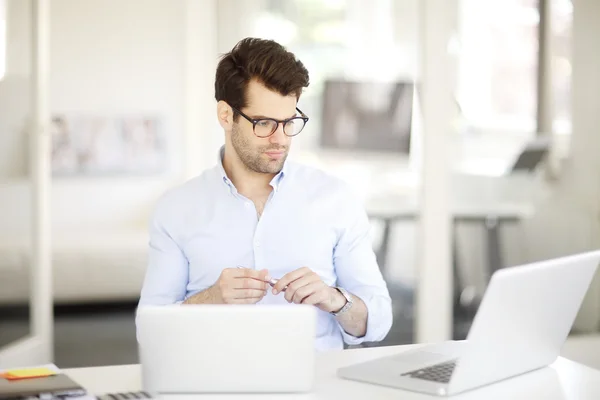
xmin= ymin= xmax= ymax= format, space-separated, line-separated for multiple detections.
xmin=137 ymin=148 xmax=393 ymax=351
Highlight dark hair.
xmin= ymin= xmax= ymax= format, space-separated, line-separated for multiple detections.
xmin=215 ymin=37 xmax=310 ymax=119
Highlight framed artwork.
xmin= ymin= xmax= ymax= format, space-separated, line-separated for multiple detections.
xmin=50 ymin=114 xmax=167 ymax=175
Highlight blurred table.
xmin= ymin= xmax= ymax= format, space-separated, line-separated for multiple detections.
xmin=365 ymin=197 xmax=534 ymax=308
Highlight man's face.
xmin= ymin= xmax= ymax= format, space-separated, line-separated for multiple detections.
xmin=231 ymin=80 xmax=297 ymax=174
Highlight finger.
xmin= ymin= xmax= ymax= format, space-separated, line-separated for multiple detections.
xmin=284 ymin=275 xmax=320 ymax=302
xmin=301 ymin=290 xmax=330 ymax=306
xmin=291 ymin=282 xmax=323 ymax=304
xmin=232 ymin=288 xmax=267 ymax=299
xmin=232 ymin=268 xmax=269 ymax=281
xmin=273 ymin=266 xmax=311 ymax=294
xmin=286 ymin=273 xmax=320 ymax=294
xmin=242 ymin=268 xmax=270 ymax=281
xmin=234 ymin=278 xmax=268 ymax=291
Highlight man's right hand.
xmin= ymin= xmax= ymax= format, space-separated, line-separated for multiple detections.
xmin=210 ymin=267 xmax=270 ymax=304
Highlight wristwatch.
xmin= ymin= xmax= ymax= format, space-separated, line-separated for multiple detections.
xmin=331 ymin=287 xmax=353 ymax=316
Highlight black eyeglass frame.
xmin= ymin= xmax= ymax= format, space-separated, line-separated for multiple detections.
xmin=230 ymin=105 xmax=309 ymax=138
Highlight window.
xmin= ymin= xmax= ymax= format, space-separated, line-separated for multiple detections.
xmin=457 ymin=0 xmax=540 ymax=134
xmin=550 ymin=0 xmax=572 ymax=135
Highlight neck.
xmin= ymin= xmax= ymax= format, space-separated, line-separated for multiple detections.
xmin=222 ymin=146 xmax=274 ymax=195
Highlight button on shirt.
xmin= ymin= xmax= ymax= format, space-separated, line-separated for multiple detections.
xmin=137 ymin=148 xmax=393 ymax=351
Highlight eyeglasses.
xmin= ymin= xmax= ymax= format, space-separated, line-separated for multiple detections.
xmin=230 ymin=105 xmax=309 ymax=138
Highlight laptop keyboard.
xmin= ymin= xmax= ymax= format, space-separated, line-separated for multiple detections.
xmin=98 ymin=392 xmax=154 ymax=400
xmin=401 ymin=360 xmax=457 ymax=383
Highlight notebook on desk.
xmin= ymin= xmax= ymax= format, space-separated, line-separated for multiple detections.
xmin=0 ymin=364 xmax=86 ymax=400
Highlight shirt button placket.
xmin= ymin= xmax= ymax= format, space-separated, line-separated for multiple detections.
xmin=253 ymin=202 xmax=264 ymax=269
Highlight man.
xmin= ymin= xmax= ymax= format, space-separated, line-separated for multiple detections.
xmin=137 ymin=37 xmax=392 ymax=350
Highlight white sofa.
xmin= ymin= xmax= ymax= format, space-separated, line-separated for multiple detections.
xmin=0 ymin=231 xmax=149 ymax=305
xmin=0 ymin=178 xmax=169 ymax=305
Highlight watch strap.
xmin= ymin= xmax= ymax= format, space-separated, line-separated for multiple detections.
xmin=331 ymin=287 xmax=353 ymax=316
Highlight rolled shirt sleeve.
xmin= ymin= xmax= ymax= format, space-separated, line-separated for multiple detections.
xmin=332 ymin=189 xmax=393 ymax=345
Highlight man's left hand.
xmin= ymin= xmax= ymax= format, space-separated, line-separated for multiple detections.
xmin=271 ymin=267 xmax=346 ymax=313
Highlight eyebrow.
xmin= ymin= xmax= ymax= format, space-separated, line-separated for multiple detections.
xmin=248 ymin=112 xmax=298 ymax=120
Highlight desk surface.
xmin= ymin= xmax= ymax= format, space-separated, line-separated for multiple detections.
xmin=64 ymin=344 xmax=600 ymax=399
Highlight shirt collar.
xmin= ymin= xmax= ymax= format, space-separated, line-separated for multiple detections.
xmin=217 ymin=146 xmax=288 ymax=192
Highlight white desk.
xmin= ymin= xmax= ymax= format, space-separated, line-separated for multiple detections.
xmin=64 ymin=344 xmax=600 ymax=399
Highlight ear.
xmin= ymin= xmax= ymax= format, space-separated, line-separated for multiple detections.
xmin=217 ymin=101 xmax=233 ymax=130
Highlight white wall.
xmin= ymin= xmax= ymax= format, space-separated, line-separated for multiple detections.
xmin=0 ymin=0 xmax=189 ymax=235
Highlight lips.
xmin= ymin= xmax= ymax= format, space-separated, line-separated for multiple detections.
xmin=265 ymin=150 xmax=285 ymax=159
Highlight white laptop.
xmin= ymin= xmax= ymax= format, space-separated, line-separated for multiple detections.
xmin=337 ymin=250 xmax=600 ymax=396
xmin=136 ymin=304 xmax=317 ymax=394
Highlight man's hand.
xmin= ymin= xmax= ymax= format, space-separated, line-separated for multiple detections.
xmin=271 ymin=267 xmax=346 ymax=313
xmin=208 ymin=267 xmax=269 ymax=304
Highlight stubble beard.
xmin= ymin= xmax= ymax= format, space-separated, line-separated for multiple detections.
xmin=231 ymin=123 xmax=288 ymax=174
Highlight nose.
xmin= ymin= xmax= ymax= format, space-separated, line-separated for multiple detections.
xmin=269 ymin=122 xmax=287 ymax=145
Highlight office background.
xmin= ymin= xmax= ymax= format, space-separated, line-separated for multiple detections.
xmin=1 ymin=0 xmax=599 ymax=370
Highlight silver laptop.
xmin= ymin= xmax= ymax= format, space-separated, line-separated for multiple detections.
xmin=337 ymin=251 xmax=600 ymax=396
xmin=136 ymin=304 xmax=316 ymax=394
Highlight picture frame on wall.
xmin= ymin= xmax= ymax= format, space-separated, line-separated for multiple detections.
xmin=50 ymin=114 xmax=167 ymax=176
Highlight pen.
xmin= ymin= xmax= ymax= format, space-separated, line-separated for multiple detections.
xmin=236 ymin=266 xmax=286 ymax=290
